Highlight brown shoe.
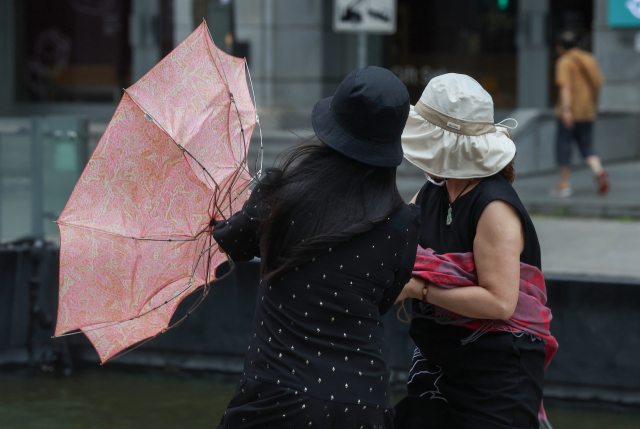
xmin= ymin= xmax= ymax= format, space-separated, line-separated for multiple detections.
xmin=596 ymin=170 xmax=610 ymax=194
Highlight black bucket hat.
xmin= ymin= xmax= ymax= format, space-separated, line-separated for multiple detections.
xmin=311 ymin=66 xmax=410 ymax=167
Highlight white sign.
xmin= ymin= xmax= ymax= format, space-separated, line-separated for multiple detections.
xmin=628 ymin=0 xmax=640 ymax=19
xmin=333 ymin=0 xmax=396 ymax=34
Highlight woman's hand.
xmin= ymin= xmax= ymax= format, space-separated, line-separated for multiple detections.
xmin=395 ymin=276 xmax=428 ymax=304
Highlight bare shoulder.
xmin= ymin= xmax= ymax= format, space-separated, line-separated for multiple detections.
xmin=409 ymin=191 xmax=420 ymax=204
xmin=482 ymin=199 xmax=520 ymax=216
xmin=476 ymin=200 xmax=524 ymax=249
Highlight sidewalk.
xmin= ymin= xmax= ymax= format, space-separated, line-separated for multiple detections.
xmin=514 ymin=160 xmax=640 ymax=280
xmin=513 ymin=161 xmax=640 ymax=218
xmin=532 ymin=216 xmax=640 ymax=280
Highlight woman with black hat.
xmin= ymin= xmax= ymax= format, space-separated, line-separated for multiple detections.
xmin=393 ymin=74 xmax=549 ymax=429
xmin=212 ymin=66 xmax=421 ymax=428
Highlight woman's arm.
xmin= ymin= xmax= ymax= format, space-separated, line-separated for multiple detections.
xmin=212 ymin=182 xmax=269 ymax=262
xmin=433 ymin=200 xmax=523 ymax=320
xmin=379 ymin=205 xmax=421 ymax=315
xmin=395 ymin=200 xmax=523 ymax=321
xmin=391 ymin=191 xmax=421 ymax=304
xmin=560 ymin=84 xmax=574 ymax=129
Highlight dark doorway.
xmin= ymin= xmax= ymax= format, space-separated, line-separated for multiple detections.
xmin=384 ymin=0 xmax=518 ymax=109
xmin=15 ymin=0 xmax=133 ymax=103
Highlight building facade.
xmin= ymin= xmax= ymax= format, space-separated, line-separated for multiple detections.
xmin=1 ymin=0 xmax=639 ymax=121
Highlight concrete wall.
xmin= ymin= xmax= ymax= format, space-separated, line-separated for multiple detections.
xmin=233 ymin=0 xmax=384 ymax=129
xmin=234 ymin=0 xmax=325 ymax=111
xmin=516 ymin=0 xmax=550 ymax=109
xmin=129 ymin=0 xmax=162 ymax=82
xmin=594 ymin=0 xmax=640 ymax=113
xmin=3 ymin=249 xmax=640 ymax=407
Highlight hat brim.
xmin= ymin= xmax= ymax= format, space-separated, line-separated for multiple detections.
xmin=312 ymin=96 xmax=404 ymax=168
xmin=401 ymin=105 xmax=516 ymax=179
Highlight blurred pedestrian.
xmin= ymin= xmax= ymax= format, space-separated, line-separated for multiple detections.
xmin=552 ymin=30 xmax=609 ymax=197
xmin=212 ymin=67 xmax=420 ymax=428
xmin=394 ymin=74 xmax=549 ymax=429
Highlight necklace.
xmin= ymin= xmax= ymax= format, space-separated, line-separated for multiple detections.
xmin=446 ymin=179 xmax=474 ymax=226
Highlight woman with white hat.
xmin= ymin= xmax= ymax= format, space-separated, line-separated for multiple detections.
xmin=393 ymin=74 xmax=547 ymax=429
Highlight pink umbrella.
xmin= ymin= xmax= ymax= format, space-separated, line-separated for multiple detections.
xmin=53 ymin=22 xmax=258 ymax=363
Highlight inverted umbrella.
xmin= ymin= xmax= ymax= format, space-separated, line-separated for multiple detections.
xmin=54 ymin=22 xmax=258 ymax=363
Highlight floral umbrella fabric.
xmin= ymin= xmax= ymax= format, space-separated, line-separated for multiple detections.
xmin=54 ymin=22 xmax=257 ymax=363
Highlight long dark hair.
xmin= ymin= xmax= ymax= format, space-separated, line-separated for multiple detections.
xmin=257 ymin=137 xmax=404 ymax=283
xmin=498 ymin=154 xmax=516 ymax=184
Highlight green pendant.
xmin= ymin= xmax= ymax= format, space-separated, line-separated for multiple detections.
xmin=446 ymin=206 xmax=453 ymax=226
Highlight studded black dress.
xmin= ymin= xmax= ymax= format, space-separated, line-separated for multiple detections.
xmin=212 ymin=179 xmax=421 ymax=429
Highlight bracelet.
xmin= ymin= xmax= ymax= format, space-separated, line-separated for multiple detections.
xmin=422 ymin=284 xmax=429 ymax=303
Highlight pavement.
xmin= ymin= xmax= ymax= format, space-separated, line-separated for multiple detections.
xmin=513 ymin=161 xmax=640 ymax=280
xmin=532 ymin=216 xmax=640 ymax=280
xmin=513 ymin=161 xmax=640 ymax=218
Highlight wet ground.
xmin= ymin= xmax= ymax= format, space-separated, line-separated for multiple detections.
xmin=2 ymin=370 xmax=640 ymax=429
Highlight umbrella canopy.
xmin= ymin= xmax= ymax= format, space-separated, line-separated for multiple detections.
xmin=54 ymin=22 xmax=257 ymax=363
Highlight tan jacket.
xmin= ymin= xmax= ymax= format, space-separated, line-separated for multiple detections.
xmin=555 ymin=48 xmax=605 ymax=122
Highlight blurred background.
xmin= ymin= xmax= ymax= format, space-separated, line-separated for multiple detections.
xmin=1 ymin=1 xmax=640 ymax=428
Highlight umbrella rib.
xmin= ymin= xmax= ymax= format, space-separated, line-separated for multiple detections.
xmin=245 ymin=61 xmax=264 ymax=178
xmin=203 ymin=24 xmax=254 ymax=204
xmin=55 ymin=275 xmax=194 ymax=337
xmin=55 ymin=240 xmax=232 ymax=347
xmin=121 ymin=88 xmax=253 ymax=225
xmin=98 ymin=254 xmax=236 ymax=363
xmin=56 ymin=221 xmax=201 ymax=242
xmin=122 ymin=89 xmax=224 ymax=194
xmin=100 ymin=245 xmax=238 ymax=363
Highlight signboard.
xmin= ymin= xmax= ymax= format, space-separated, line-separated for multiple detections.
xmin=333 ymin=0 xmax=396 ymax=34
xmin=609 ymin=0 xmax=640 ymax=28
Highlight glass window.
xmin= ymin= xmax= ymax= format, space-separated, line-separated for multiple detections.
xmin=15 ymin=0 xmax=133 ymax=103
xmin=385 ymin=0 xmax=518 ymax=109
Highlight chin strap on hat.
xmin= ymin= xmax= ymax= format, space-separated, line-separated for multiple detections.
xmin=494 ymin=118 xmax=518 ymax=130
xmin=426 ymin=175 xmax=446 ymax=186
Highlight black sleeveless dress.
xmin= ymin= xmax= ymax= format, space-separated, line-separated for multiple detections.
xmin=394 ymin=174 xmax=547 ymax=429
xmin=213 ymin=176 xmax=421 ymax=429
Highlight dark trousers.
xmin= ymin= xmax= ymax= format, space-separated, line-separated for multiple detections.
xmin=556 ymin=120 xmax=595 ymax=167
xmin=394 ymin=319 xmax=546 ymax=429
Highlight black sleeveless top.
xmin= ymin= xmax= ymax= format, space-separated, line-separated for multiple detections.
xmin=415 ymin=174 xmax=541 ymax=269
xmin=406 ymin=174 xmax=546 ymax=429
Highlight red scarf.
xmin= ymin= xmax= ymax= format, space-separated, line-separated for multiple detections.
xmin=412 ymin=247 xmax=558 ymax=423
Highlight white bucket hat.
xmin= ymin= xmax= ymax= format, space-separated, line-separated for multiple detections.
xmin=401 ymin=73 xmax=517 ymax=179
